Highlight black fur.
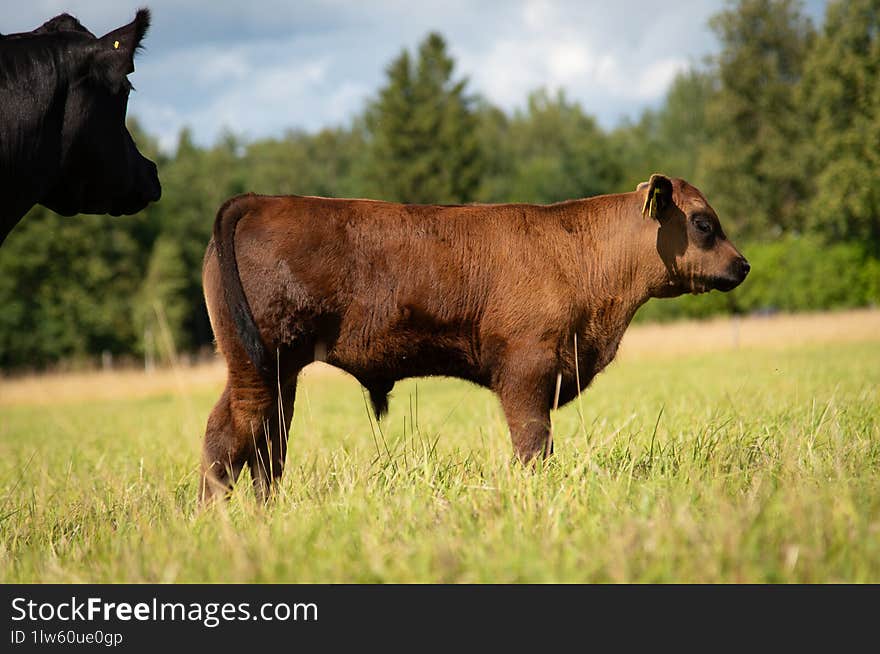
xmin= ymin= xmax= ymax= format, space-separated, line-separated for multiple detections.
xmin=0 ymin=8 xmax=159 ymax=244
xmin=366 ymin=379 xmax=394 ymax=419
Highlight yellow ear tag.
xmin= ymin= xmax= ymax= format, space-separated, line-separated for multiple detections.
xmin=647 ymin=188 xmax=658 ymax=218
xmin=114 ymin=40 xmax=120 ymax=49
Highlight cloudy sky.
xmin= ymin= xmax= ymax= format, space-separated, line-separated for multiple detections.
xmin=3 ymin=1 xmax=827 ymax=152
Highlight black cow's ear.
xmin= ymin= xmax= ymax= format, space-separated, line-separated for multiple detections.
xmin=641 ymin=174 xmax=673 ymax=220
xmin=95 ymin=8 xmax=151 ymax=77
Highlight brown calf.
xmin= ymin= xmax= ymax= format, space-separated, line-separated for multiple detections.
xmin=200 ymin=174 xmax=749 ymax=501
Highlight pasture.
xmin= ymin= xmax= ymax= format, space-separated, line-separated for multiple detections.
xmin=1 ymin=309 xmax=878 ymax=583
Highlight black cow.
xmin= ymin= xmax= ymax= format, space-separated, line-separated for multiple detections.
xmin=0 ymin=9 xmax=161 ymax=245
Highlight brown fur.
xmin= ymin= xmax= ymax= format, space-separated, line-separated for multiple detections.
xmin=199 ymin=174 xmax=749 ymax=501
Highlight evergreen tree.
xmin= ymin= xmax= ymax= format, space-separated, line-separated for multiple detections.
xmin=479 ymin=89 xmax=620 ymax=203
xmin=799 ymin=0 xmax=880 ymax=253
xmin=612 ymin=69 xmax=715 ymax=193
xmin=244 ymin=125 xmax=368 ymax=198
xmin=367 ymin=33 xmax=482 ymax=203
xmin=701 ymin=0 xmax=815 ymax=239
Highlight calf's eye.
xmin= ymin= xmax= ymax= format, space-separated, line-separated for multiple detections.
xmin=693 ymin=219 xmax=712 ymax=234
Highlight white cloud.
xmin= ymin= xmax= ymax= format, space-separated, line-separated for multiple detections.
xmin=129 ymin=36 xmax=368 ymax=150
xmin=128 ymin=99 xmax=182 ymax=152
xmin=455 ymin=0 xmax=695 ymax=119
xmin=196 ymin=51 xmax=253 ymax=86
xmin=187 ymin=57 xmax=331 ymax=139
xmin=634 ymin=59 xmax=688 ymax=100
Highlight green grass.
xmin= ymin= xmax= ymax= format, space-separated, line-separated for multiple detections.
xmin=1 ymin=339 xmax=879 ymax=582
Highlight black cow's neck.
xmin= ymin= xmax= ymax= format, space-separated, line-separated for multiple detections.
xmin=0 ymin=44 xmax=67 ymax=244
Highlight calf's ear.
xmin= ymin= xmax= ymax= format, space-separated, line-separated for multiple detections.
xmin=641 ymin=174 xmax=673 ymax=220
xmin=94 ymin=8 xmax=151 ymax=79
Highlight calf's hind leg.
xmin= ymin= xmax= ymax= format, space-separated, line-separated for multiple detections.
xmin=247 ymin=346 xmax=317 ymax=500
xmin=201 ymin=343 xmax=309 ymax=503
xmin=248 ymin=379 xmax=297 ymax=502
xmin=201 ymin=386 xmax=270 ymax=502
xmin=200 ymin=362 xmax=289 ymax=503
xmin=201 ymin=383 xmax=250 ymax=502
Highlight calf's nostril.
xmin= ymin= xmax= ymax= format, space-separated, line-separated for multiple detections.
xmin=740 ymin=259 xmax=751 ymax=276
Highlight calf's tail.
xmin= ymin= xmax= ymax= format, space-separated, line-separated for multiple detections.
xmin=213 ymin=194 xmax=275 ymax=386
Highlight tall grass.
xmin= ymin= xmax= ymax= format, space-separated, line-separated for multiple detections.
xmin=1 ymin=311 xmax=878 ymax=582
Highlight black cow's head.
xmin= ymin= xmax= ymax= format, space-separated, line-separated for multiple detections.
xmin=34 ymin=9 xmax=161 ymax=217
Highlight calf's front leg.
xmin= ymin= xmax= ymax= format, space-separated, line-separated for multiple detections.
xmin=495 ymin=349 xmax=555 ymax=463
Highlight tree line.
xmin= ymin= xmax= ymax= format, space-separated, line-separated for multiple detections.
xmin=1 ymin=0 xmax=878 ymax=370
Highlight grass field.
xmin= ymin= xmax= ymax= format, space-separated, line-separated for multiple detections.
xmin=1 ymin=309 xmax=879 ymax=582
